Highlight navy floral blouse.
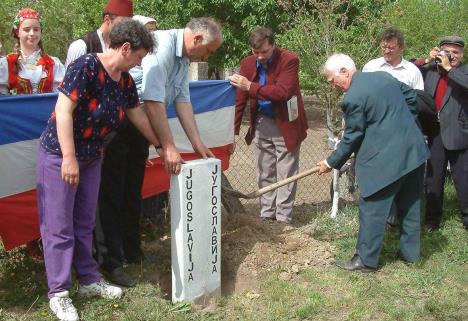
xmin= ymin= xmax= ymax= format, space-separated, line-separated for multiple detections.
xmin=40 ymin=54 xmax=139 ymax=160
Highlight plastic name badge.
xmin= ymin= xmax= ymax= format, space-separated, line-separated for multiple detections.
xmin=287 ymin=95 xmax=298 ymax=121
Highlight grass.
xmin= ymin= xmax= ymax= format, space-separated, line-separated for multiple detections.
xmin=1 ymin=180 xmax=467 ymax=321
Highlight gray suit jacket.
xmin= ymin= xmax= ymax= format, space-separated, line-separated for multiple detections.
xmin=327 ymin=71 xmax=429 ymax=198
xmin=420 ymin=63 xmax=468 ymax=150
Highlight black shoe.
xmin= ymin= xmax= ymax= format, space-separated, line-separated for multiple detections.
xmin=261 ymin=217 xmax=275 ymax=222
xmin=107 ymin=267 xmax=135 ymax=287
xmin=336 ymin=255 xmax=376 ymax=273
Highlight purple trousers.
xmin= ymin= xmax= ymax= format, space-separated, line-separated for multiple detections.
xmin=36 ymin=145 xmax=102 ymax=298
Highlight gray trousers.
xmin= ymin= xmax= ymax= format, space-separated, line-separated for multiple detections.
xmin=254 ymin=115 xmax=300 ymax=222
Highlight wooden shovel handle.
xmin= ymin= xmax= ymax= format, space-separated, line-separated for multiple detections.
xmin=250 ymin=166 xmax=320 ymax=198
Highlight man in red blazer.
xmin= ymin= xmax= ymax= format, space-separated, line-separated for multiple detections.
xmin=230 ymin=27 xmax=308 ymax=223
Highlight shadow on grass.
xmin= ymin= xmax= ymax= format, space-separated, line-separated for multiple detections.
xmin=292 ymin=185 xmax=460 ymax=268
xmin=379 ymin=228 xmax=449 ymax=268
xmin=0 ymin=247 xmax=47 ymax=311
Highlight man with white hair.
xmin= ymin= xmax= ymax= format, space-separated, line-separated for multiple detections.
xmin=318 ymin=54 xmax=429 ymax=272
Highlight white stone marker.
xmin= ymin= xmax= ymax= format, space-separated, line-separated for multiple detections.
xmin=170 ymin=158 xmax=221 ymax=305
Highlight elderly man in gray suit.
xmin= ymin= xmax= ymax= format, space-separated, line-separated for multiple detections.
xmin=413 ymin=36 xmax=468 ymax=230
xmin=318 ymin=54 xmax=429 ymax=272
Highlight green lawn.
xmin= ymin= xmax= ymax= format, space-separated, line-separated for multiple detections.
xmin=1 ymin=181 xmax=467 ymax=321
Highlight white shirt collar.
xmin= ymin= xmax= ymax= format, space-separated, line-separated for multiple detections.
xmin=176 ymin=29 xmax=184 ymax=58
xmin=379 ymin=57 xmax=409 ymax=69
xmin=96 ymin=29 xmax=108 ymax=52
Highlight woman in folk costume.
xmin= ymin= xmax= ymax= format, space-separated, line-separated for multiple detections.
xmin=0 ymin=8 xmax=65 ymax=95
xmin=0 ymin=8 xmax=65 ymax=259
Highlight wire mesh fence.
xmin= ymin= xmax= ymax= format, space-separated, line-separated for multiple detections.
xmin=224 ymin=98 xmax=334 ymax=207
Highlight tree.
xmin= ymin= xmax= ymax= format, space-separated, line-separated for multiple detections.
xmin=0 ymin=0 xmax=286 ymax=69
xmin=276 ymin=0 xmax=386 ymax=215
xmin=135 ymin=0 xmax=286 ymax=68
xmin=381 ymin=0 xmax=468 ymax=60
xmin=277 ymin=0 xmax=385 ymax=136
xmin=0 ymin=0 xmax=75 ymax=60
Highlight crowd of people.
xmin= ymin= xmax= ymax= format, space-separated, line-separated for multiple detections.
xmin=317 ymin=32 xmax=467 ymax=272
xmin=0 ymin=0 xmax=466 ymax=320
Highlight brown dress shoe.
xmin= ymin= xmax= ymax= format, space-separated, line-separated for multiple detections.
xmin=335 ymin=254 xmax=376 ymax=273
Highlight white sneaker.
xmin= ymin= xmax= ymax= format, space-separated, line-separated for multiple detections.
xmin=49 ymin=291 xmax=79 ymax=321
xmin=78 ymin=279 xmax=122 ymax=299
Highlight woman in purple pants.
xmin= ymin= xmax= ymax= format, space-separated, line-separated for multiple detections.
xmin=36 ymin=19 xmax=160 ymax=321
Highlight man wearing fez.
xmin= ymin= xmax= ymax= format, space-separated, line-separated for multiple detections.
xmin=414 ymin=36 xmax=468 ymax=230
xmin=319 ymin=54 xmax=428 ymax=272
xmin=230 ymin=27 xmax=308 ymax=224
xmin=65 ymin=0 xmax=133 ymax=67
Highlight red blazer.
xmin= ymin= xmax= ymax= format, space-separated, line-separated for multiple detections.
xmin=234 ymin=48 xmax=308 ymax=152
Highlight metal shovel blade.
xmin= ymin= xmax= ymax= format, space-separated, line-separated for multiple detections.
xmin=221 ymin=166 xmax=320 ymax=199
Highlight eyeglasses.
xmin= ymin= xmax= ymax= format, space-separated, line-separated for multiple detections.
xmin=380 ymin=44 xmax=398 ymax=52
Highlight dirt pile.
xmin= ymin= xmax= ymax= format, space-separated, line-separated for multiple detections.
xmin=221 ymin=212 xmax=335 ymax=294
xmin=141 ymin=208 xmax=335 ymax=297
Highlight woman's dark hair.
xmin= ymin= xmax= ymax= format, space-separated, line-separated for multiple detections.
xmin=109 ymin=18 xmax=156 ymax=53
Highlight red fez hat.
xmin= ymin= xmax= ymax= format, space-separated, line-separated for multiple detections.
xmin=104 ymin=0 xmax=133 ymax=17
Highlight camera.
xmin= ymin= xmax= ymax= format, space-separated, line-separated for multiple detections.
xmin=435 ymin=50 xmax=453 ymax=64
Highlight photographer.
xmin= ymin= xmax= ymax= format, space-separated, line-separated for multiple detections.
xmin=414 ymin=36 xmax=468 ymax=230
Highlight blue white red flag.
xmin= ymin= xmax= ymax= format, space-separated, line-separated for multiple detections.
xmin=0 ymin=80 xmax=235 ymax=250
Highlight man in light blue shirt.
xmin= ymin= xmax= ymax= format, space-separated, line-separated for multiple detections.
xmin=141 ymin=17 xmax=223 ymax=174
xmin=98 ymin=17 xmax=222 ymax=288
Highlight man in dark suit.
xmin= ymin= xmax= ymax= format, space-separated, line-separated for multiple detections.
xmin=229 ymin=27 xmax=308 ymax=224
xmin=413 ymin=36 xmax=468 ymax=230
xmin=318 ymin=54 xmax=429 ymax=272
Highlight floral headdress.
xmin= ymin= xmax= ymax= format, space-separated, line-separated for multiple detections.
xmin=12 ymin=8 xmax=41 ymax=31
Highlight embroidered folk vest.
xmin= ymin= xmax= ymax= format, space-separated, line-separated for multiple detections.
xmin=7 ymin=53 xmax=55 ymax=94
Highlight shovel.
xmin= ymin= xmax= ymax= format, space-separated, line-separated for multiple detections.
xmin=222 ymin=166 xmax=320 ymax=199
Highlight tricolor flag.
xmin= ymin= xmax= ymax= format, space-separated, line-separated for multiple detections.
xmin=0 ymin=80 xmax=235 ymax=250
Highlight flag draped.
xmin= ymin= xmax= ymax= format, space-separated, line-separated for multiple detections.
xmin=0 ymin=80 xmax=235 ymax=250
